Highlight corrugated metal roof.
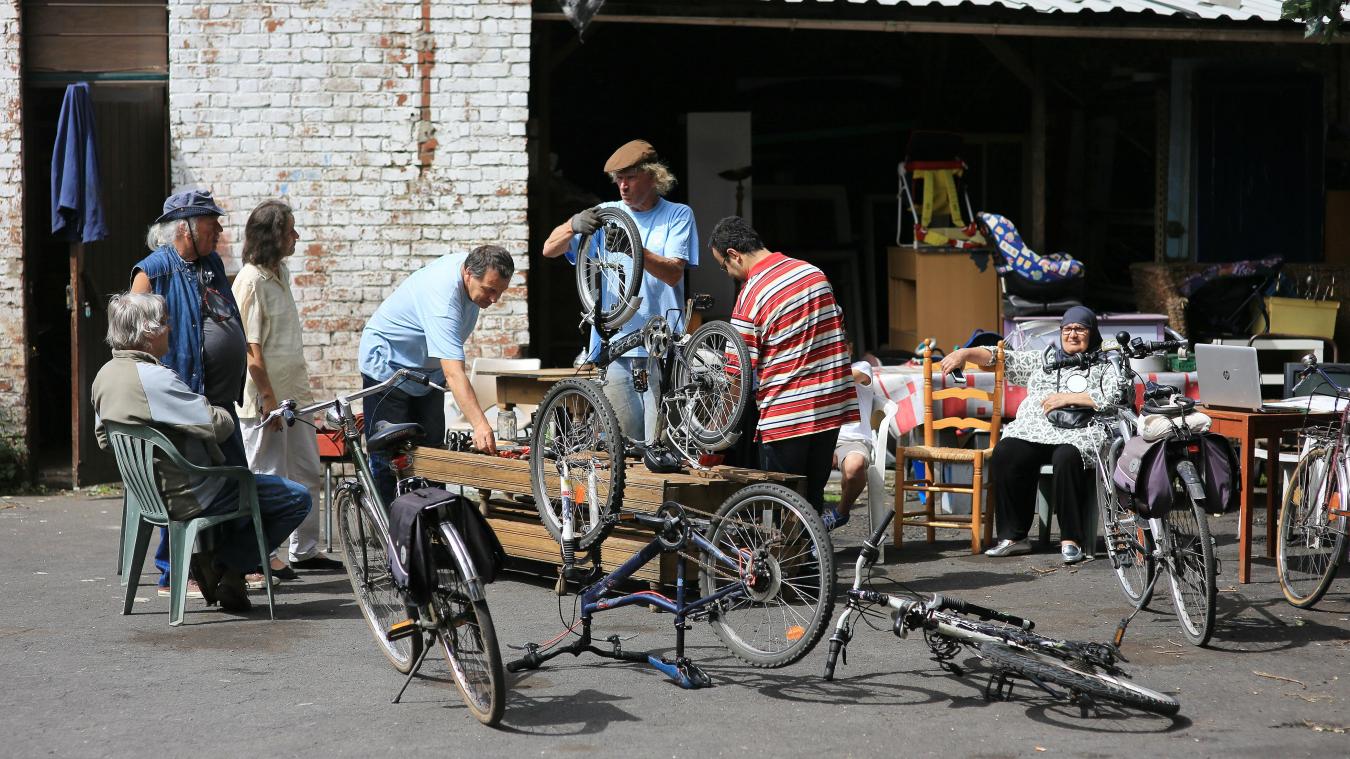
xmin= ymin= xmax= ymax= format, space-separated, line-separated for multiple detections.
xmin=770 ymin=0 xmax=1293 ymax=23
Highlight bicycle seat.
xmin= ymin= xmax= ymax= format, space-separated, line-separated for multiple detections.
xmin=367 ymin=420 xmax=424 ymax=453
xmin=1141 ymin=396 xmax=1195 ymax=418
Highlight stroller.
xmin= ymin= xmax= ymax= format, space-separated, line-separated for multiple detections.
xmin=1178 ymin=257 xmax=1284 ymax=344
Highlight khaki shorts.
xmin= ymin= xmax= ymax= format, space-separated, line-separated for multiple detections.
xmin=833 ymin=438 xmax=870 ymax=468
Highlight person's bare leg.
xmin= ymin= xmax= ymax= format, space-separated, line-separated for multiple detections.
xmin=837 ymin=452 xmax=869 ymax=516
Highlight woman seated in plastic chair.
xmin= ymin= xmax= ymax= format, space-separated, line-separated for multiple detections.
xmin=92 ymin=292 xmax=311 ymax=613
xmin=938 ymin=307 xmax=1128 ymax=564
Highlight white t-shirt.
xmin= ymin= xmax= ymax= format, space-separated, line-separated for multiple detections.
xmin=837 ymin=361 xmax=878 ymax=443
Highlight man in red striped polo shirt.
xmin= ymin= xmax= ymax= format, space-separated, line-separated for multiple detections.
xmin=709 ymin=216 xmax=859 ymax=525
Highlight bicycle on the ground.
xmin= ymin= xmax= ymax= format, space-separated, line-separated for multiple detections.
xmin=1276 ymin=356 xmax=1350 ymax=608
xmin=1050 ymin=333 xmax=1220 ymax=647
xmin=507 ymin=483 xmax=836 ymax=687
xmin=823 ymin=510 xmax=1180 ymax=716
xmin=259 ymin=368 xmax=506 ymax=725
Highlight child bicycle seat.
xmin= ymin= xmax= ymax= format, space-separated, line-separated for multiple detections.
xmin=977 ymin=212 xmax=1084 ymax=284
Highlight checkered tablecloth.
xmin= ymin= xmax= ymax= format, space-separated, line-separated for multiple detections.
xmin=874 ymin=366 xmax=1201 ymax=436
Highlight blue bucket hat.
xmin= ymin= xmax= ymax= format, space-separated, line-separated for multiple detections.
xmin=154 ymin=189 xmax=226 ymax=224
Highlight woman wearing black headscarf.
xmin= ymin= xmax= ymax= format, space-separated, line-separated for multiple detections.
xmin=939 ymin=306 xmax=1129 ymax=564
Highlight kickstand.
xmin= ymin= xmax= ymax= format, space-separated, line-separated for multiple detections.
xmin=391 ymin=634 xmax=434 ymax=704
xmin=1112 ymin=571 xmax=1163 ymax=647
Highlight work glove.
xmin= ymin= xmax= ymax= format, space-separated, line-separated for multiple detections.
xmin=570 ymin=209 xmax=601 ymax=235
xmin=604 ymin=224 xmax=628 ymax=251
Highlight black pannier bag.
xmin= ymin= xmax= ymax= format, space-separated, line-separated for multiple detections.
xmin=388 ymin=487 xmax=507 ymax=605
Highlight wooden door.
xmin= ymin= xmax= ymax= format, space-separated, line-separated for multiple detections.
xmin=73 ymin=84 xmax=169 ymax=485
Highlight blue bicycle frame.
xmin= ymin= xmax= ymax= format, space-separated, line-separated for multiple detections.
xmin=507 ymin=506 xmax=760 ymax=689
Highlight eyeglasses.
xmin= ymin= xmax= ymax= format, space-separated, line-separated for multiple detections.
xmin=1061 ymin=326 xmax=1090 ymax=336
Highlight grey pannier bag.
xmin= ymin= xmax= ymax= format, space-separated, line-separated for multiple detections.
xmin=1112 ymin=432 xmax=1238 ymax=518
xmin=1113 ymin=436 xmax=1172 ymax=518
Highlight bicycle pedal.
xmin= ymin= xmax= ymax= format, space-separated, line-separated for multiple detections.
xmin=385 ymin=618 xmax=418 ymax=642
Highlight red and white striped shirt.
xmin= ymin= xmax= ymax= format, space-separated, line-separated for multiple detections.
xmin=731 ymin=252 xmax=858 ymax=443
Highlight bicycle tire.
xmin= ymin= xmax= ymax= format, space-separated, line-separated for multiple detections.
xmin=668 ymin=320 xmax=753 ymax=451
xmin=576 ymin=206 xmax=645 ymax=334
xmin=1162 ymin=476 xmax=1217 ymax=646
xmin=1277 ymin=446 xmax=1347 ymax=609
xmin=530 ymin=378 xmax=625 ymax=550
xmin=429 ymin=530 xmax=505 ymax=726
xmin=1099 ymin=439 xmax=1156 ymax=606
xmin=335 ymin=486 xmax=421 ymax=673
xmin=980 ymin=643 xmax=1180 ymax=716
xmin=701 ymin=483 xmax=836 ymax=668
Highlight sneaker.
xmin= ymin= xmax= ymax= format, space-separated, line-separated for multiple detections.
xmin=214 ymin=571 xmax=253 ymax=614
xmin=244 ymin=572 xmax=281 ymax=591
xmin=821 ymin=508 xmax=850 ymax=532
xmin=291 ymin=554 xmax=344 ymax=572
xmin=156 ymin=580 xmax=205 ymax=600
xmin=984 ymin=538 xmax=1032 ymax=557
xmin=1061 ymin=543 xmax=1088 ymax=565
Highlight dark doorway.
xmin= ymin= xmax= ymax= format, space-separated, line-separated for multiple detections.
xmin=1193 ymin=70 xmax=1324 ymax=263
xmin=22 ymin=81 xmax=168 ymax=486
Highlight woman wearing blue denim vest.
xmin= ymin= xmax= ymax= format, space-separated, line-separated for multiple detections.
xmin=131 ymin=189 xmax=250 ymax=594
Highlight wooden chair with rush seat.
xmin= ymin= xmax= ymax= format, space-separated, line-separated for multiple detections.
xmin=894 ymin=339 xmax=1005 ymax=554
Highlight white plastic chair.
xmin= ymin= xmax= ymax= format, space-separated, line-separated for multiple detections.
xmin=445 ymin=357 xmax=542 ymax=436
xmin=866 ymin=399 xmax=900 ymax=562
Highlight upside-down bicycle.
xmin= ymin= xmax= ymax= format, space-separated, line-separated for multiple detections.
xmin=507 ymin=483 xmax=836 ymax=687
xmin=531 ymin=205 xmax=752 ymax=557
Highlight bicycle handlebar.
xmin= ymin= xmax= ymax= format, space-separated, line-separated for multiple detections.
xmin=251 ymin=368 xmax=447 ymax=429
xmin=930 ymin=594 xmax=1035 ymax=631
xmin=1042 ymin=331 xmax=1188 ymax=374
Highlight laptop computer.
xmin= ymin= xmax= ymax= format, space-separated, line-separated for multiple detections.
xmin=1196 ymin=343 xmax=1299 ymax=413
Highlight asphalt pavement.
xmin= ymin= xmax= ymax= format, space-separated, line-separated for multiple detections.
xmin=2 ymin=489 xmax=1348 ymax=758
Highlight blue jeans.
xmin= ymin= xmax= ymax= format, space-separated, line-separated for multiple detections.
xmin=199 ymin=474 xmax=312 ymax=572
xmin=602 ymin=357 xmax=660 ymax=443
xmin=157 ymin=402 xmax=249 ymax=584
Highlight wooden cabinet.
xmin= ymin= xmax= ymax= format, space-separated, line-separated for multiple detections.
xmin=888 ymin=246 xmax=1001 ymax=353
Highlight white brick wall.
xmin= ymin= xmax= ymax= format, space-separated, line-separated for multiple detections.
xmin=0 ymin=0 xmax=27 ymax=461
xmin=168 ymin=0 xmax=531 ymax=400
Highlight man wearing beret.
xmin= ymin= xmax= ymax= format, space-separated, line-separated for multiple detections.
xmin=541 ymin=139 xmax=699 ymax=443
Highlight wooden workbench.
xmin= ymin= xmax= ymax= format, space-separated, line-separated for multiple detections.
xmin=409 ymin=447 xmax=802 ymax=585
xmin=479 ymin=367 xmax=598 ymax=410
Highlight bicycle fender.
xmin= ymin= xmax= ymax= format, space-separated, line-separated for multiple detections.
xmin=1175 ymin=460 xmax=1207 ymax=501
xmin=436 ymin=521 xmax=487 ymax=603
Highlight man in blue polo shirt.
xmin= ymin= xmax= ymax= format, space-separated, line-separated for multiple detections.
xmin=358 ymin=244 xmax=514 ymax=501
xmin=541 ymin=139 xmax=698 ymax=443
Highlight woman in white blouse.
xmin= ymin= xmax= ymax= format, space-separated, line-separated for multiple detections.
xmin=233 ymin=201 xmax=343 ymax=580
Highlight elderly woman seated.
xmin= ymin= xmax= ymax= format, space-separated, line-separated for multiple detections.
xmin=92 ymin=292 xmax=311 ymax=613
xmin=939 ymin=307 xmax=1128 ymax=564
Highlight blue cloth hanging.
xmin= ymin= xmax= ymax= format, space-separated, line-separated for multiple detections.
xmin=51 ymin=82 xmax=108 ymax=243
